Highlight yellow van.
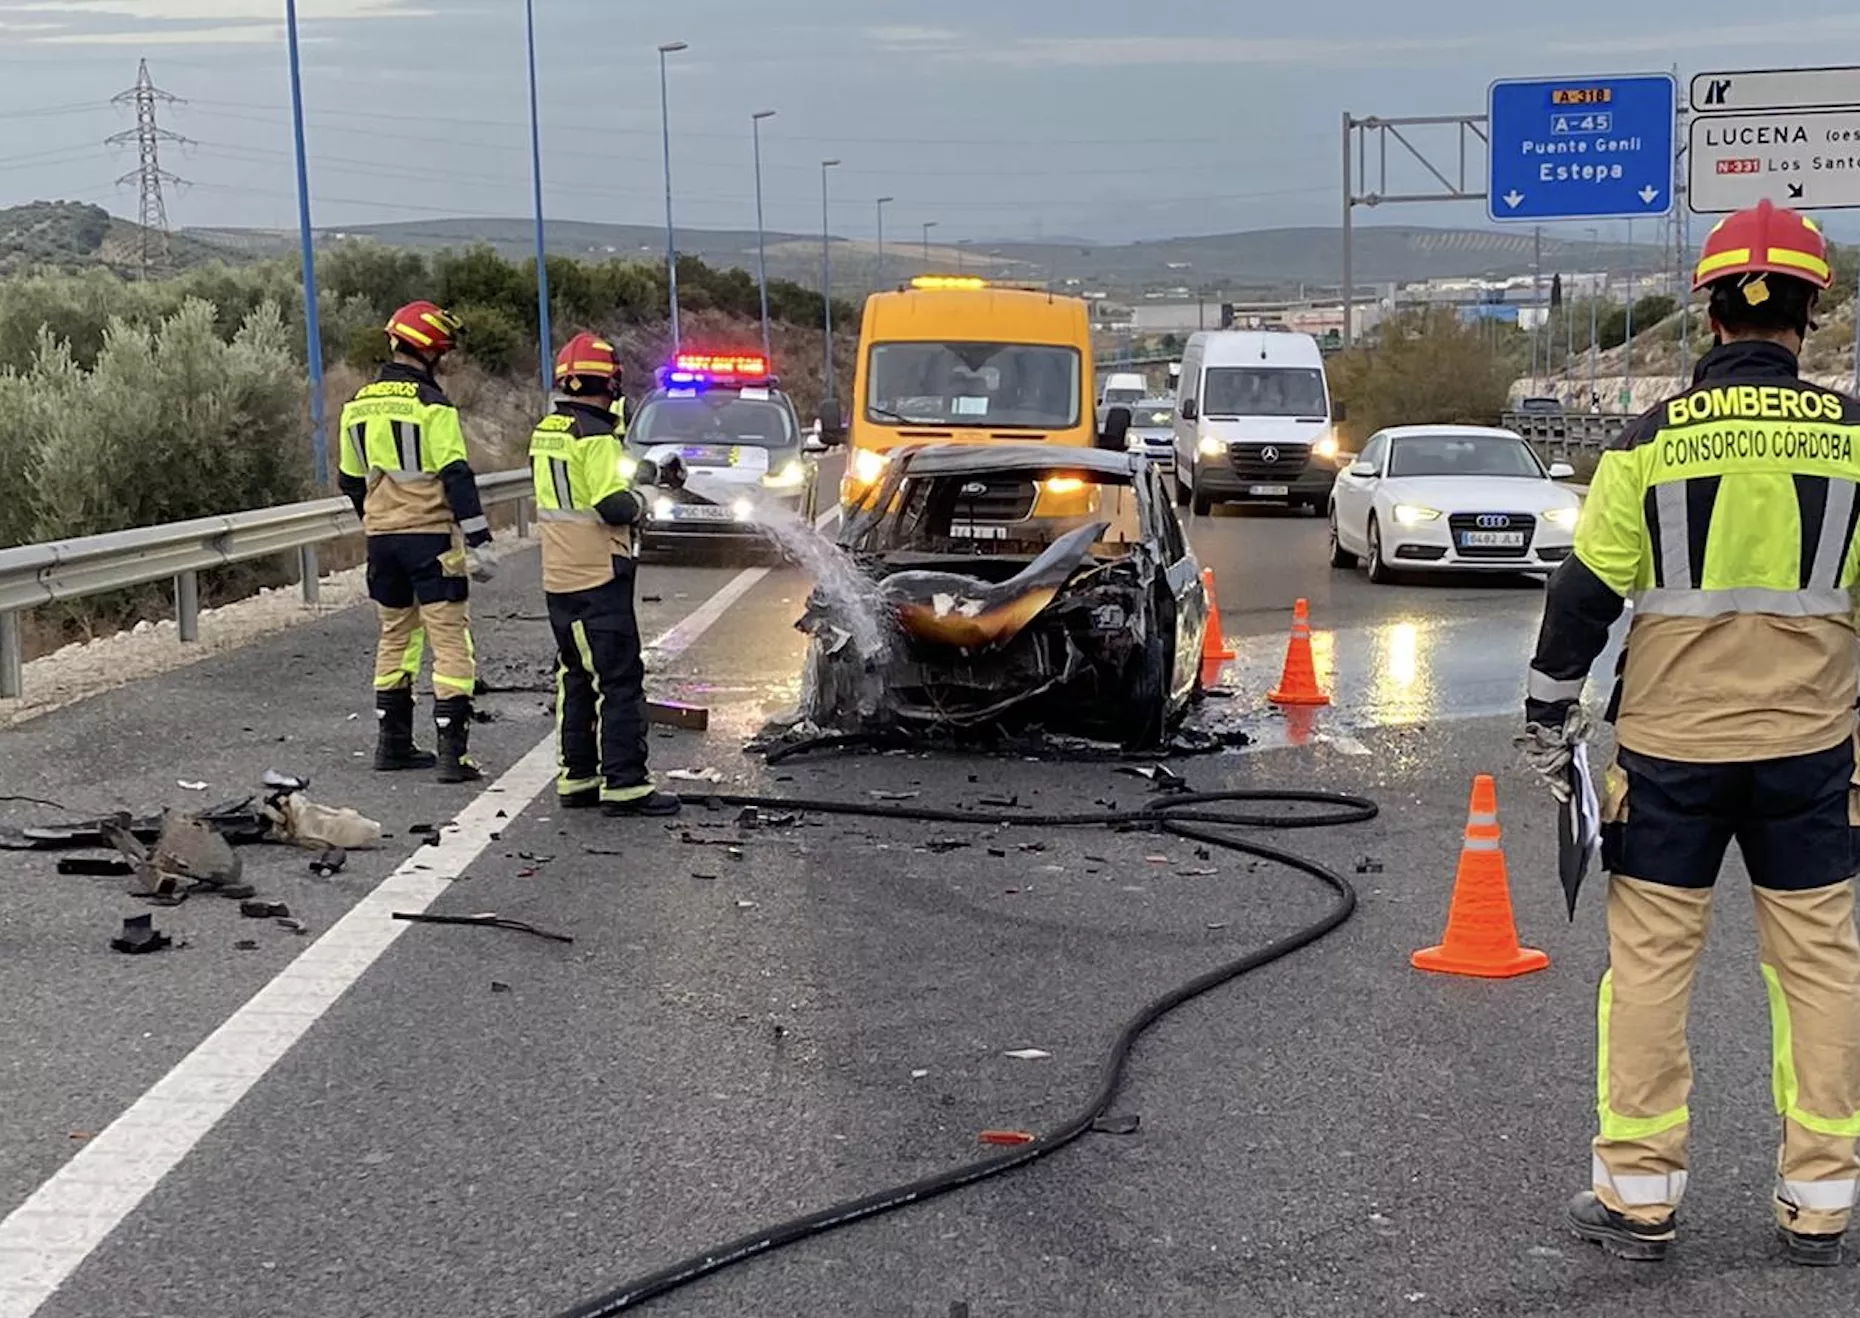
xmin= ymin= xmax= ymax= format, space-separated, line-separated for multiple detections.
xmin=829 ymin=277 xmax=1122 ymax=516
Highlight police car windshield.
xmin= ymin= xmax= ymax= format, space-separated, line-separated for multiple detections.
xmin=1388 ymin=434 xmax=1545 ymax=479
xmin=1202 ymin=368 xmax=1327 ymax=419
xmin=632 ymin=395 xmax=794 ymax=447
xmin=867 ymin=342 xmax=1082 ymax=429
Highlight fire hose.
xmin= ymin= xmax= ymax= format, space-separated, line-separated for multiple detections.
xmin=553 ymin=784 xmax=1377 ymax=1317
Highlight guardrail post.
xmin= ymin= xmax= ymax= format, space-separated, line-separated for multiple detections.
xmin=174 ymin=571 xmax=200 ymax=643
xmin=515 ymin=497 xmax=531 ymax=539
xmin=299 ymin=546 xmax=321 ymax=605
xmin=0 ymin=610 xmax=21 ymax=700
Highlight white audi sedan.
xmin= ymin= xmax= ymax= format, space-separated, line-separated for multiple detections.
xmin=1327 ymin=425 xmax=1582 ymax=583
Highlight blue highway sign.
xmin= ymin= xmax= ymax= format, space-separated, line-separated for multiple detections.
xmin=1487 ymin=73 xmax=1678 ymax=223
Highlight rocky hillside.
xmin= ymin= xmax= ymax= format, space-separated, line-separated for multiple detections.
xmin=0 ymin=201 xmax=246 ymax=278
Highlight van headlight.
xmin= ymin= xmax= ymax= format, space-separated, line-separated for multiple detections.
xmin=851 ymin=448 xmax=890 ymax=485
xmin=762 ymin=459 xmax=807 ymax=489
xmin=1313 ymin=434 xmax=1340 ymax=461
xmin=1542 ymin=506 xmax=1581 ymax=531
xmin=1198 ymin=436 xmax=1224 ymax=458
xmin=1393 ymin=504 xmax=1442 ymax=527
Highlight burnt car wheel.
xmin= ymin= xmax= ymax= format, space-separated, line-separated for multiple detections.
xmin=1118 ymin=634 xmax=1173 ymax=751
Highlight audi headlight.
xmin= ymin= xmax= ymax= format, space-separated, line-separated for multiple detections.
xmin=1542 ymin=506 xmax=1581 ymax=531
xmin=763 ymin=458 xmax=807 ymax=489
xmin=1313 ymin=434 xmax=1340 ymax=461
xmin=850 ymin=448 xmax=890 ymax=485
xmin=1392 ymin=504 xmax=1442 ymax=527
xmin=1198 ymin=436 xmax=1224 ymax=458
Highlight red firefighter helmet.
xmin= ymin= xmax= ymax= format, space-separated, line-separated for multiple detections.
xmin=385 ymin=301 xmax=463 ymax=356
xmin=553 ymin=333 xmax=623 ymax=394
xmin=1693 ymin=199 xmax=1832 ymax=293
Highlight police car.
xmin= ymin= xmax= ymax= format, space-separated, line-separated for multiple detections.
xmin=626 ymin=353 xmax=823 ymax=556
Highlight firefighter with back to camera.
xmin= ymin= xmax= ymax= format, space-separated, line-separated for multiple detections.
xmin=1521 ymin=199 xmax=1860 ymax=1267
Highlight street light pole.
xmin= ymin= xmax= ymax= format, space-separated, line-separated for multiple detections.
xmin=922 ymin=220 xmax=937 ymax=267
xmin=876 ymin=196 xmax=893 ymax=292
xmin=284 ymin=0 xmax=326 ymax=487
xmin=657 ymin=41 xmax=687 ymax=351
xmin=524 ymin=0 xmax=552 ymax=395
xmin=821 ymin=159 xmax=841 ymax=401
xmin=751 ymin=110 xmax=775 ymax=360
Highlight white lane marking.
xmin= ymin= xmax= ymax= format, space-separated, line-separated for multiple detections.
xmin=0 ymin=506 xmax=841 ymax=1318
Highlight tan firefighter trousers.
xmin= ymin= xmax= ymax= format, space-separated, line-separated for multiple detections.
xmin=1594 ymin=874 xmax=1860 ymax=1234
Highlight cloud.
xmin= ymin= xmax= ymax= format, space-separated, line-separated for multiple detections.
xmin=863 ymin=24 xmax=964 ymax=52
xmin=0 ymin=0 xmax=430 ymax=44
xmin=967 ymin=33 xmax=1486 ymax=69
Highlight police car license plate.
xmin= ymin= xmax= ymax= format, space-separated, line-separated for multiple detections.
xmin=1249 ymin=484 xmax=1290 ymax=497
xmin=1460 ymin=530 xmax=1525 ymax=547
xmin=950 ymin=523 xmax=1008 ymax=540
xmin=671 ymin=504 xmax=734 ymax=522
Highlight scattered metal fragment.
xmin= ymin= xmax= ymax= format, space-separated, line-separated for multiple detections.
xmin=241 ymin=901 xmax=291 ymax=920
xmin=309 ymin=848 xmax=347 ymax=877
xmin=1177 ymin=868 xmax=1218 ymax=878
xmin=977 ymin=795 xmax=1021 ymax=809
xmin=276 ymin=918 xmax=308 ymax=936
xmin=667 ymin=768 xmax=724 ymax=784
xmin=56 ymin=856 xmax=135 ymax=877
xmin=924 ymin=838 xmax=970 ymax=854
xmin=491 ymin=981 xmax=513 ymax=994
xmin=1355 ymin=857 xmax=1386 ymax=875
xmin=867 ymin=789 xmax=920 ymax=802
xmin=1002 ymin=1048 xmax=1051 ymax=1061
xmin=647 ymin=700 xmax=710 ymax=732
xmin=110 ymin=914 xmax=171 ymax=955
xmin=1092 ymin=1113 xmax=1142 ymax=1136
xmin=177 ymin=780 xmax=209 ymax=792
xmin=390 ymin=911 xmax=574 ymax=944
xmin=979 ymin=1130 xmax=1035 ymax=1146
xmin=235 ymin=939 xmax=260 ymax=951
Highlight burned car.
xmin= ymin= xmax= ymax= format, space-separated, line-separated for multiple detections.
xmin=797 ymin=445 xmax=1209 ymax=749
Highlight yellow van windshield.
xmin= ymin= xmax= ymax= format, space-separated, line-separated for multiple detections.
xmin=866 ymin=342 xmax=1081 ymax=429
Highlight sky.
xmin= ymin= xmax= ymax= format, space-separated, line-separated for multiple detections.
xmin=3 ymin=0 xmax=1860 ymax=246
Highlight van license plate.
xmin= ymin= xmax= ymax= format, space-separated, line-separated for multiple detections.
xmin=1459 ymin=530 xmax=1525 ymax=547
xmin=1248 ymin=485 xmax=1290 ymax=497
xmin=950 ymin=523 xmax=1008 ymax=540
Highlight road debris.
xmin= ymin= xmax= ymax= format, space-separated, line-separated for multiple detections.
xmin=309 ymin=847 xmax=347 ymax=877
xmin=1176 ymin=868 xmax=1219 ymax=878
xmin=177 ymin=780 xmax=209 ymax=792
xmin=647 ymin=699 xmax=710 ymax=732
xmin=276 ymin=917 xmax=308 ymax=936
xmin=1092 ymin=1113 xmax=1142 ymax=1136
xmin=924 ymin=838 xmax=970 ymax=854
xmin=911 ymin=1069 xmax=930 ymax=1079
xmin=390 ymin=911 xmax=574 ymax=944
xmin=491 ymin=981 xmax=513 ymax=994
xmin=240 ymin=900 xmax=291 ymax=920
xmin=55 ymin=856 xmax=135 ymax=877
xmin=1355 ymin=856 xmax=1386 ymax=875
xmin=867 ymin=789 xmax=920 ymax=802
xmin=110 ymin=913 xmax=172 ymax=955
xmin=979 ymin=1130 xmax=1035 ymax=1146
xmin=105 ymin=811 xmax=252 ymax=902
xmin=234 ymin=939 xmax=260 ymax=952
xmin=1118 ymin=764 xmax=1188 ymax=793
xmin=1002 ymin=1048 xmax=1051 ymax=1061
xmin=667 ymin=768 xmax=724 ymax=784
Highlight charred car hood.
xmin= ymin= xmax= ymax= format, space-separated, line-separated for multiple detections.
xmin=879 ymin=521 xmax=1108 ymax=650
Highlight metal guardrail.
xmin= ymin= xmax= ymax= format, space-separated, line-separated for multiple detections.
xmin=0 ymin=469 xmax=534 ymax=700
xmin=1502 ymin=410 xmax=1634 ymax=457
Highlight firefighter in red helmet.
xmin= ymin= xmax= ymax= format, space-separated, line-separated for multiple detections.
xmin=529 ymin=333 xmax=684 ymax=816
xmin=337 ymin=301 xmax=495 ymax=783
xmin=1523 ymin=199 xmax=1860 ymax=1265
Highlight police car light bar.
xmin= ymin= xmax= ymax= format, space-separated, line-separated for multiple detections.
xmin=672 ymin=352 xmax=769 ymax=379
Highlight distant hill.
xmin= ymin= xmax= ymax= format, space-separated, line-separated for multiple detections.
xmin=0 ymin=201 xmax=249 ymax=278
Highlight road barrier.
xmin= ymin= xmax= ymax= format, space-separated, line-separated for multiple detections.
xmin=1501 ymin=409 xmax=1634 ymax=458
xmin=0 ymin=469 xmax=534 ymax=700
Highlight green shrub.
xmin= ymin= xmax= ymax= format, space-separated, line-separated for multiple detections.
xmin=1328 ymin=309 xmax=1516 ymax=446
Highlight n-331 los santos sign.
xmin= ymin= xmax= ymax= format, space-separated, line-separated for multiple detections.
xmin=1688 ymin=65 xmax=1860 ymax=212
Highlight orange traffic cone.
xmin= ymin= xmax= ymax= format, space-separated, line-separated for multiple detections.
xmin=1201 ymin=568 xmax=1236 ymax=662
xmin=1267 ymin=598 xmax=1330 ymax=707
xmin=1411 ymin=776 xmax=1549 ymax=979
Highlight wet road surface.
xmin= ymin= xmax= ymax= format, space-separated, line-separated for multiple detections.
xmin=0 ymin=485 xmax=1836 ymax=1318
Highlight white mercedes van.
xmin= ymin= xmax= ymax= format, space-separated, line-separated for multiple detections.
xmin=1171 ymin=331 xmax=1344 ymax=516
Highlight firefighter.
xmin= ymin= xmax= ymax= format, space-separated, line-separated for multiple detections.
xmin=1522 ymin=199 xmax=1860 ymax=1266
xmin=337 ymin=301 xmax=494 ymax=784
xmin=531 ymin=333 xmax=684 ymax=817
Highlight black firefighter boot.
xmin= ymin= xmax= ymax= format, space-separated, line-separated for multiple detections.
xmin=433 ymin=696 xmax=485 ymax=784
xmin=1567 ymin=1191 xmax=1674 ymax=1262
xmin=374 ymin=689 xmax=437 ymax=772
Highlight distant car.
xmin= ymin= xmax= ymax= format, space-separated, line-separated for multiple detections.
xmin=626 ymin=354 xmax=822 ymax=557
xmin=1327 ymin=425 xmax=1580 ymax=584
xmin=1516 ymin=396 xmax=1565 ymax=414
xmin=798 ymin=444 xmax=1207 ymax=750
xmin=1125 ymin=397 xmax=1177 ymax=473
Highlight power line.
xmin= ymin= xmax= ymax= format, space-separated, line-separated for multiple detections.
xmin=106 ymin=60 xmax=191 ymax=279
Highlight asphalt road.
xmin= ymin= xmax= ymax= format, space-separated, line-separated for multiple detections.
xmin=1 ymin=483 xmax=1848 ymax=1318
